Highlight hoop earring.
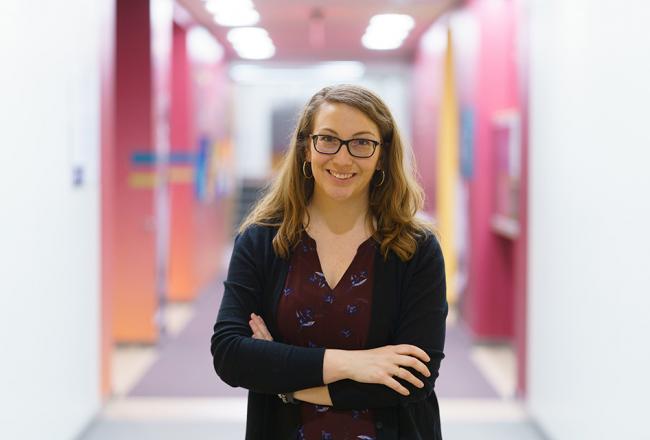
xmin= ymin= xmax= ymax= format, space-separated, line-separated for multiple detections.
xmin=375 ymin=169 xmax=385 ymax=187
xmin=302 ymin=161 xmax=313 ymax=179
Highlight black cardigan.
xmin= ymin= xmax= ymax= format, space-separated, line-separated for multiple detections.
xmin=211 ymin=224 xmax=447 ymax=439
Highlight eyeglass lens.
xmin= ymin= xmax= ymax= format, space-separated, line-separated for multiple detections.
xmin=314 ymin=135 xmax=376 ymax=158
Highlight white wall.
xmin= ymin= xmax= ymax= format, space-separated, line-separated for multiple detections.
xmin=527 ymin=0 xmax=650 ymax=438
xmin=230 ymin=63 xmax=412 ymax=180
xmin=0 ymin=0 xmax=109 ymax=438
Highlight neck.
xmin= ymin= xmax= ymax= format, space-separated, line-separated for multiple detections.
xmin=308 ymin=189 xmax=371 ymax=235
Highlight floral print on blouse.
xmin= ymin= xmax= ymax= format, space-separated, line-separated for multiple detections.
xmin=278 ymin=231 xmax=378 ymax=440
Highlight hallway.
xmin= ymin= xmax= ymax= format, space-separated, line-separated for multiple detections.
xmin=4 ymin=0 xmax=650 ymax=438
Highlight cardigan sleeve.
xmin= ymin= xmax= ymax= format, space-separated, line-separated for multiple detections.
xmin=210 ymin=227 xmax=326 ymax=394
xmin=327 ymin=233 xmax=447 ymax=409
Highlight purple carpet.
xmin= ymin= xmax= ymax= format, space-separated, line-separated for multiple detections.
xmin=129 ymin=277 xmax=246 ymax=398
xmin=129 ymin=278 xmax=497 ymax=398
xmin=436 ymin=321 xmax=499 ymax=398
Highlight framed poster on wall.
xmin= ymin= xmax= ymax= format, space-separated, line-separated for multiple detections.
xmin=491 ymin=109 xmax=521 ymax=239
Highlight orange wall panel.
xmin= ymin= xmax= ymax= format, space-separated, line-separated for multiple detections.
xmin=113 ymin=0 xmax=158 ymax=343
xmin=168 ymin=23 xmax=198 ymax=301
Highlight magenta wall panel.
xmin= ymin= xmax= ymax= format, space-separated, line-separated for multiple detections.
xmin=412 ymin=0 xmax=530 ymax=394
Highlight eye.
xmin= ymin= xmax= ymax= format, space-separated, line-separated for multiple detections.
xmin=352 ymin=139 xmax=375 ymax=147
xmin=320 ymin=135 xmax=336 ymax=142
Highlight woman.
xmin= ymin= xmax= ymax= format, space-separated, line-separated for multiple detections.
xmin=211 ymin=84 xmax=447 ymax=439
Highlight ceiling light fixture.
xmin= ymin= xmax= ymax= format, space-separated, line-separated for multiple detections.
xmin=362 ymin=13 xmax=415 ymax=50
xmin=227 ymin=27 xmax=276 ymax=60
xmin=214 ymin=9 xmax=260 ymax=27
xmin=205 ymin=0 xmax=260 ymax=27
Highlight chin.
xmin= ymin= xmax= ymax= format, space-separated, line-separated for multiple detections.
xmin=321 ymin=185 xmax=366 ymax=203
xmin=326 ymin=190 xmax=355 ymax=202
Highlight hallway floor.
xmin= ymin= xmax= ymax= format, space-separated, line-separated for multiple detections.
xmin=81 ymin=258 xmax=546 ymax=440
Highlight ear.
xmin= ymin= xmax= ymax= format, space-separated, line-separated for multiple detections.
xmin=305 ymin=146 xmax=311 ymax=162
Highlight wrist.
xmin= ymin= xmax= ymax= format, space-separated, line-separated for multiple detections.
xmin=277 ymin=392 xmax=297 ymax=404
xmin=323 ymin=349 xmax=349 ymax=384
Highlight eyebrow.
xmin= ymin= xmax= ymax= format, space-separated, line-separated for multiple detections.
xmin=318 ymin=127 xmax=379 ymax=138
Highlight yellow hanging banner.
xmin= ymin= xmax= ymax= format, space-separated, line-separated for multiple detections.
xmin=436 ymin=27 xmax=459 ymax=305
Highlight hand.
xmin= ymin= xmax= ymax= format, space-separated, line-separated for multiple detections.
xmin=324 ymin=345 xmax=431 ymax=396
xmin=249 ymin=313 xmax=273 ymax=341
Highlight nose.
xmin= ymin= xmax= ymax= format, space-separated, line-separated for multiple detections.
xmin=331 ymin=142 xmax=354 ymax=164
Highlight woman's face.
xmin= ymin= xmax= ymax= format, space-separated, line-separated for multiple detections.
xmin=306 ymin=102 xmax=382 ymax=204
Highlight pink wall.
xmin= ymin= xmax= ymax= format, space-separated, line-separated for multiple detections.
xmin=169 ymin=23 xmax=231 ymax=300
xmin=113 ymin=0 xmax=157 ymax=342
xmin=467 ymin=0 xmax=520 ymax=339
xmin=190 ymin=61 xmax=231 ymax=290
xmin=412 ymin=44 xmax=443 ymax=212
xmin=412 ymin=0 xmax=529 ymax=394
xmin=168 ymin=22 xmax=197 ymax=301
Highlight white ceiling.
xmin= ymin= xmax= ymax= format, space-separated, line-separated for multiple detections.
xmin=177 ymin=0 xmax=460 ymax=62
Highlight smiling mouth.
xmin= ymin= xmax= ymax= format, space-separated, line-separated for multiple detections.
xmin=327 ymin=170 xmax=355 ymax=180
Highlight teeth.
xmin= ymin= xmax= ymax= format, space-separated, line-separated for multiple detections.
xmin=330 ymin=171 xmax=354 ymax=179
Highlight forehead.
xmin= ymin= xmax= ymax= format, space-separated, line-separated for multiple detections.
xmin=312 ymin=102 xmax=380 ymax=138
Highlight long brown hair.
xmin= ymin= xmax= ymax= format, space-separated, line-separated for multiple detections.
xmin=239 ymin=84 xmax=435 ymax=261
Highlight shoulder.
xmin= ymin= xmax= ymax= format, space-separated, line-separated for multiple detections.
xmin=234 ymin=223 xmax=281 ymax=261
xmin=405 ymin=230 xmax=444 ymax=274
xmin=237 ymin=223 xmax=279 ymax=244
xmin=415 ymin=230 xmax=442 ymax=258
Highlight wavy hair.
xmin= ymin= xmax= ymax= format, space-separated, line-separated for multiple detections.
xmin=239 ymin=84 xmax=435 ymax=261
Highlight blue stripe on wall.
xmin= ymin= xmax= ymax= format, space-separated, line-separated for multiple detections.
xmin=131 ymin=151 xmax=196 ymax=166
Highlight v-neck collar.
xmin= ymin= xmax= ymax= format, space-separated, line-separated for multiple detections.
xmin=302 ymin=230 xmax=374 ymax=291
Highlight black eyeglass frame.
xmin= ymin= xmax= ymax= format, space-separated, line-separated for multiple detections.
xmin=310 ymin=134 xmax=381 ymax=158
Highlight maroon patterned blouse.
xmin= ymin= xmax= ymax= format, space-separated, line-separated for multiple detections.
xmin=277 ymin=231 xmax=378 ymax=440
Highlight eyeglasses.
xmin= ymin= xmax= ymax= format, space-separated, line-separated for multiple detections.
xmin=310 ymin=134 xmax=380 ymax=158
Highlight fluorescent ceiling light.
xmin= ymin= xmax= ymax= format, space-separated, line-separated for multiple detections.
xmin=362 ymin=13 xmax=415 ymax=51
xmin=227 ymin=27 xmax=275 ymax=60
xmin=205 ymin=0 xmax=254 ymax=14
xmin=205 ymin=0 xmax=260 ymax=27
xmin=362 ymin=34 xmax=403 ymax=50
xmin=187 ymin=26 xmax=224 ymax=64
xmin=369 ymin=14 xmax=414 ymax=30
xmin=365 ymin=26 xmax=411 ymax=41
xmin=214 ymin=9 xmax=259 ymax=27
xmin=236 ymin=46 xmax=276 ymax=60
xmin=227 ymin=27 xmax=270 ymax=46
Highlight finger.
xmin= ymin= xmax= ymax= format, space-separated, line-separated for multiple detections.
xmin=250 ymin=315 xmax=263 ymax=332
xmin=249 ymin=319 xmax=261 ymax=337
xmin=259 ymin=327 xmax=272 ymax=341
xmin=384 ymin=376 xmax=410 ymax=396
xmin=398 ymin=355 xmax=431 ymax=378
xmin=395 ymin=367 xmax=424 ymax=388
xmin=253 ymin=315 xmax=273 ymax=340
xmin=251 ymin=314 xmax=265 ymax=330
xmin=395 ymin=344 xmax=430 ymax=363
xmin=252 ymin=314 xmax=267 ymax=330
xmin=395 ymin=344 xmax=430 ymax=362
xmin=250 ymin=317 xmax=273 ymax=341
xmin=249 ymin=319 xmax=266 ymax=338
